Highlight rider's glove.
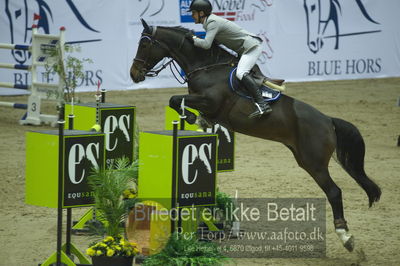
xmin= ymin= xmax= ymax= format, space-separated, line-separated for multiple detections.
xmin=185 ymin=32 xmax=195 ymax=44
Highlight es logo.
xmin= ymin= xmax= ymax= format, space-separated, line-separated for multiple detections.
xmin=178 ymin=136 xmax=217 ymax=206
xmin=103 ymin=114 xmax=131 ymax=151
xmin=181 ymin=143 xmax=213 ymax=185
xmin=100 ymin=108 xmax=135 ymax=167
xmin=68 ymin=142 xmax=101 ymax=185
xmin=64 ymin=134 xmax=104 ymax=207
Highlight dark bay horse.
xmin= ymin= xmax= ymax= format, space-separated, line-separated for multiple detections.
xmin=130 ymin=20 xmax=381 ymax=252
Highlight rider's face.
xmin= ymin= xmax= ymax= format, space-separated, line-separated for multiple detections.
xmin=191 ymin=10 xmax=204 ymax=24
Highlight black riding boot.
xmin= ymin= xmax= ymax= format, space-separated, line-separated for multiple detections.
xmin=241 ymin=73 xmax=272 ymax=118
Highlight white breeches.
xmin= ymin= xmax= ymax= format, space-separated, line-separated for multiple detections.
xmin=236 ymin=44 xmax=263 ymax=80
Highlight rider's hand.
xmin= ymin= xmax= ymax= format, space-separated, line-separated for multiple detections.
xmin=185 ymin=32 xmax=195 ymax=44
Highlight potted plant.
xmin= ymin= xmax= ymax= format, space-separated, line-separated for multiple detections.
xmin=86 ymin=157 xmax=139 ymax=266
xmin=142 ymin=232 xmax=228 ymax=266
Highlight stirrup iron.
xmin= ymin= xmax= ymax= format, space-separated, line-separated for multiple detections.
xmin=248 ymin=102 xmax=271 ymax=118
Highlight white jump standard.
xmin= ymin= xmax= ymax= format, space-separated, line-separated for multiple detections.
xmin=0 ymin=25 xmax=65 ymax=126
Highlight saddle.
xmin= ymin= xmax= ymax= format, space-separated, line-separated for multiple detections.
xmin=229 ymin=65 xmax=285 ymax=102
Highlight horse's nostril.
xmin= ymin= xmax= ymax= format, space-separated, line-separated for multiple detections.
xmin=310 ymin=41 xmax=316 ymax=48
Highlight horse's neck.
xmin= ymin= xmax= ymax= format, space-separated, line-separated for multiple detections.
xmin=156 ymin=28 xmax=235 ymax=74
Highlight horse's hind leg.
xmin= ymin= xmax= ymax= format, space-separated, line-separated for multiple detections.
xmin=292 ymin=139 xmax=355 ymax=252
xmin=307 ymin=167 xmax=354 ymax=252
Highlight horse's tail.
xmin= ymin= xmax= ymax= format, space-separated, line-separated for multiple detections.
xmin=332 ymin=117 xmax=381 ymax=207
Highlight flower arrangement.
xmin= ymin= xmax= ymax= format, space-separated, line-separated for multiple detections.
xmin=122 ymin=188 xmax=137 ymax=199
xmin=86 ymin=157 xmax=140 ymax=266
xmin=86 ymin=235 xmax=139 ymax=258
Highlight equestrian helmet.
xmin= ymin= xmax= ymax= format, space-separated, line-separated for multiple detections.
xmin=189 ymin=0 xmax=212 ymax=15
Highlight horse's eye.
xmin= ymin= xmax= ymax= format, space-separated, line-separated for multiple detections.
xmin=311 ymin=4 xmax=316 ymax=12
xmin=15 ymin=9 xmax=22 ymax=19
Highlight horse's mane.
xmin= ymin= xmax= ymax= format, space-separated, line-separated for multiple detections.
xmin=158 ymin=26 xmax=236 ymax=64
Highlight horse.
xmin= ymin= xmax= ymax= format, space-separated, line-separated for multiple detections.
xmin=303 ymin=0 xmax=380 ymax=54
xmin=130 ymin=19 xmax=381 ymax=252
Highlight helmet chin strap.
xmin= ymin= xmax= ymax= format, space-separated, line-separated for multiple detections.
xmin=199 ymin=13 xmax=208 ymax=23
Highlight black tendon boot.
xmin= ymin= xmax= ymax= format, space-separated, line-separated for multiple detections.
xmin=241 ymin=73 xmax=272 ymax=118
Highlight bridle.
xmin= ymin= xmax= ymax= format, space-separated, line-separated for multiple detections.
xmin=133 ymin=33 xmax=188 ymax=84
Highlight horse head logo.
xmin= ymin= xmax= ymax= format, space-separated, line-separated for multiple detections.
xmin=5 ymin=0 xmax=53 ymax=64
xmin=138 ymin=0 xmax=165 ymax=17
xmin=4 ymin=0 xmax=99 ymax=64
xmin=303 ymin=0 xmax=380 ymax=54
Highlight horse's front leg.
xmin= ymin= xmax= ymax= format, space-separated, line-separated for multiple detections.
xmin=169 ymin=94 xmax=211 ymax=124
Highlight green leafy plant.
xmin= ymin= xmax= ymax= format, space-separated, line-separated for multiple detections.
xmin=143 ymin=233 xmax=228 ymax=266
xmin=86 ymin=157 xmax=139 ymax=257
xmin=214 ymin=191 xmax=236 ymax=228
xmin=45 ymin=44 xmax=92 ymax=102
xmin=88 ymin=157 xmax=138 ymax=237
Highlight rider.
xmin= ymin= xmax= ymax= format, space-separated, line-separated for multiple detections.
xmin=187 ymin=0 xmax=271 ymax=117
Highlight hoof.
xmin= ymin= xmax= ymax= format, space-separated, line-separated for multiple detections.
xmin=186 ymin=113 xmax=197 ymax=124
xmin=344 ymin=235 xmax=355 ymax=252
xmin=196 ymin=115 xmax=213 ymax=130
xmin=336 ymin=228 xmax=354 ymax=252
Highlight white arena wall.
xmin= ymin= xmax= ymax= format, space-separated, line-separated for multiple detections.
xmin=1 ymin=0 xmax=399 ymax=92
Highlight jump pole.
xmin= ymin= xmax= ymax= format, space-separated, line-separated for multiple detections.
xmin=0 ymin=43 xmax=30 ymax=50
xmin=171 ymin=120 xmax=179 ymax=233
xmin=101 ymin=87 xmax=106 ymax=103
xmin=91 ymin=80 xmax=102 ymax=132
xmin=65 ymin=98 xmax=75 ymax=256
xmin=0 ymin=63 xmax=31 ymax=70
xmin=0 ymin=49 xmax=30 ymax=117
xmin=179 ymin=98 xmax=186 ymax=130
xmin=56 ymin=103 xmax=65 ymax=266
xmin=0 ymin=101 xmax=27 ymax=110
xmin=0 ymin=81 xmax=29 ymax=90
xmin=0 ymin=22 xmax=65 ymax=126
xmin=72 ymin=82 xmax=104 ymax=233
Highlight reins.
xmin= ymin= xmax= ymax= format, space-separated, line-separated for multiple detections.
xmin=186 ymin=61 xmax=234 ymax=79
xmin=147 ymin=58 xmax=188 ymax=84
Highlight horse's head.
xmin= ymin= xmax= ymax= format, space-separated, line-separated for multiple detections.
xmin=5 ymin=0 xmax=53 ymax=64
xmin=304 ymin=0 xmax=342 ymax=53
xmin=130 ymin=19 xmax=169 ymax=83
xmin=130 ymin=21 xmax=233 ymax=83
xmin=303 ymin=0 xmax=324 ymax=54
xmin=6 ymin=0 xmax=34 ymax=64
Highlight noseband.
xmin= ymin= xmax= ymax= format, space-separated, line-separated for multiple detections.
xmin=133 ymin=35 xmax=161 ymax=77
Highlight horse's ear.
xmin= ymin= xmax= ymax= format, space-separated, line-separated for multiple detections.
xmin=141 ymin=18 xmax=152 ymax=34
